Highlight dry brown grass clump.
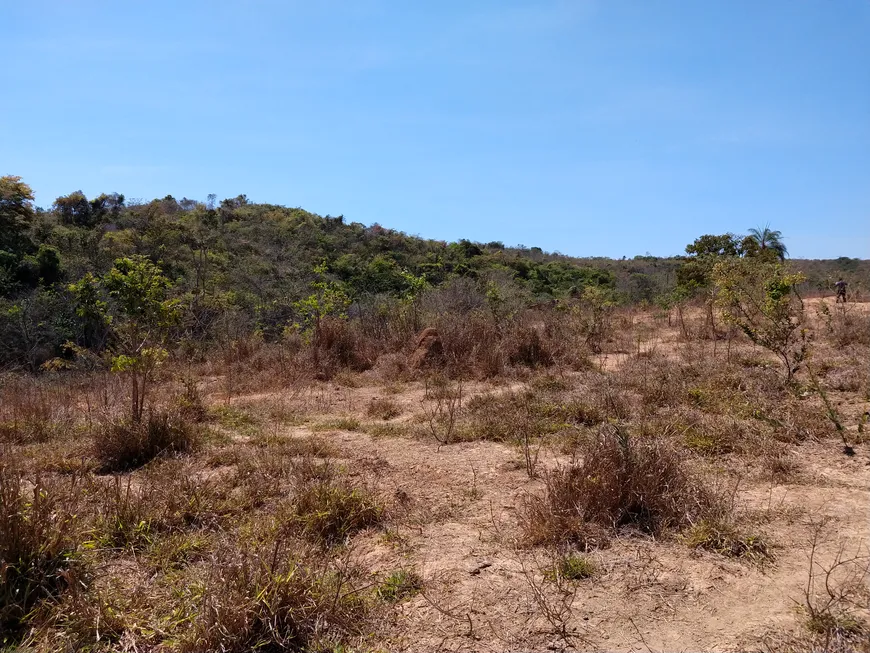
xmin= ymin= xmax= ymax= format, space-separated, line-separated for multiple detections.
xmin=0 ymin=464 xmax=82 ymax=640
xmin=94 ymin=410 xmax=200 ymax=472
xmin=0 ymin=376 xmax=78 ymax=445
xmin=522 ymin=425 xmax=722 ymax=549
xmin=183 ymin=539 xmax=370 ymax=653
xmin=89 ymin=463 xmax=228 ymax=550
xmin=366 ymin=396 xmax=402 ymax=420
xmin=286 ymin=462 xmax=384 ymax=547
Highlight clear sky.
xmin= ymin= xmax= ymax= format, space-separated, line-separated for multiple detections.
xmin=3 ymin=1 xmax=869 ymax=259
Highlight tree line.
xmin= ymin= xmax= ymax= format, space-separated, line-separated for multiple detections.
xmin=0 ymin=175 xmax=863 ymax=371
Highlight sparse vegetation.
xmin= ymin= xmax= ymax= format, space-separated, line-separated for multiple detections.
xmin=549 ymin=553 xmax=597 ymax=581
xmin=366 ymin=396 xmax=402 ymax=420
xmin=377 ymin=569 xmax=423 ymax=602
xmin=288 ymin=468 xmax=384 ymax=547
xmin=0 ymin=465 xmax=81 ymax=641
xmin=0 ymin=200 xmax=867 ymax=650
xmin=522 ymin=425 xmax=723 ymax=548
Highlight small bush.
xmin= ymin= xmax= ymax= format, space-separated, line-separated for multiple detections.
xmin=94 ymin=411 xmax=199 ymax=472
xmin=175 ymin=377 xmax=207 ymax=422
xmin=0 ymin=465 xmax=81 ymax=639
xmin=503 ymin=324 xmax=554 ymax=368
xmin=372 ymin=353 xmax=412 ymax=383
xmin=366 ymin=397 xmax=402 ymax=420
xmin=377 ymin=569 xmax=423 ymax=602
xmin=522 ymin=425 xmax=721 ymax=548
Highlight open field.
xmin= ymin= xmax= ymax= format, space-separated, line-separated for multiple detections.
xmin=2 ymin=298 xmax=869 ymax=652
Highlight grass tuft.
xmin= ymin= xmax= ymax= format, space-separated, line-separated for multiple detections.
xmin=94 ymin=411 xmax=199 ymax=473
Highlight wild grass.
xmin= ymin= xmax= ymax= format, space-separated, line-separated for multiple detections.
xmin=287 ymin=468 xmax=384 ymax=547
xmin=0 ymin=296 xmax=867 ymax=651
xmin=94 ymin=411 xmax=200 ymax=473
xmin=547 ymin=553 xmax=597 ymax=581
xmin=183 ymin=539 xmax=370 ymax=653
xmin=0 ymin=464 xmax=82 ymax=641
xmin=366 ymin=396 xmax=402 ymax=420
xmin=521 ymin=425 xmax=723 ymax=548
xmin=377 ymin=569 xmax=423 ymax=602
xmin=682 ymin=519 xmax=772 ymax=561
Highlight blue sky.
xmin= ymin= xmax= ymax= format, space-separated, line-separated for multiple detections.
xmin=3 ymin=1 xmax=869 ymax=259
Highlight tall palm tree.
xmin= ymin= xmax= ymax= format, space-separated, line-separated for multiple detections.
xmin=747 ymin=224 xmax=787 ymax=260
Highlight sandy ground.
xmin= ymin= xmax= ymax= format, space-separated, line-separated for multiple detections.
xmin=216 ymin=301 xmax=870 ymax=652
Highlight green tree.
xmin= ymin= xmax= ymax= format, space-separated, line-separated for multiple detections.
xmin=745 ymin=225 xmax=787 ymax=261
xmin=70 ymin=256 xmax=181 ymax=422
xmin=0 ymin=175 xmax=35 ymax=257
xmin=292 ymin=262 xmax=350 ymax=365
xmin=712 ymin=258 xmax=807 ymax=381
xmin=684 ymin=233 xmax=741 ymax=258
xmin=677 ymin=233 xmax=743 ymax=338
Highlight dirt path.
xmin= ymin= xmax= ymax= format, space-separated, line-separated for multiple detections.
xmin=241 ymin=373 xmax=870 ymax=652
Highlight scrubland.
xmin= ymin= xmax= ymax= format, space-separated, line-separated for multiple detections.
xmin=2 ymin=296 xmax=869 ymax=653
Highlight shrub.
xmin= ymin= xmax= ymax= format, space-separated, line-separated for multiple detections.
xmin=522 ymin=425 xmax=720 ymax=548
xmin=713 ymin=259 xmax=807 ymax=381
xmin=175 ymin=376 xmax=207 ymax=422
xmin=94 ymin=410 xmax=199 ymax=472
xmin=0 ymin=465 xmax=81 ymax=639
xmin=503 ymin=324 xmax=554 ymax=368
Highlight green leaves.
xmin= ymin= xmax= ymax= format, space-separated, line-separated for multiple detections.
xmin=713 ymin=258 xmax=807 ymax=380
xmin=103 ymin=255 xmax=180 ymax=328
xmin=292 ymin=261 xmax=351 ymax=337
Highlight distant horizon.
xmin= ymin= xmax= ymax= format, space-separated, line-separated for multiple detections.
xmin=5 ymin=1 xmax=869 ymax=260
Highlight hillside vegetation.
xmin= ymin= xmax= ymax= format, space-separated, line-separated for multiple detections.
xmin=1 ymin=176 xmax=866 ymax=372
xmin=1 ymin=175 xmax=869 ymax=653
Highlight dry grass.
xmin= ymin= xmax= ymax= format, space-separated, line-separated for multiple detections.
xmin=366 ymin=396 xmax=402 ymax=420
xmin=183 ymin=539 xmax=370 ymax=653
xmin=286 ymin=464 xmax=384 ymax=547
xmin=0 ymin=464 xmax=82 ymax=641
xmin=94 ymin=411 xmax=200 ymax=473
xmin=0 ymin=298 xmax=868 ymax=651
xmin=521 ymin=424 xmax=723 ymax=548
